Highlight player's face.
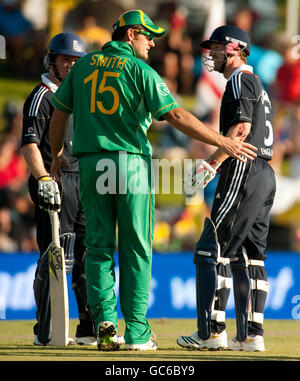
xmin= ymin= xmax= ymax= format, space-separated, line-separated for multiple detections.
xmin=55 ymin=54 xmax=80 ymax=80
xmin=131 ymin=31 xmax=155 ymax=60
xmin=209 ymin=43 xmax=227 ymax=72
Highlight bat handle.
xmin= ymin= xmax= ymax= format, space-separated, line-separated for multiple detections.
xmin=49 ymin=211 xmax=60 ymax=246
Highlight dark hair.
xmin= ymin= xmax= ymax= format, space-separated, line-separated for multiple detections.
xmin=112 ymin=25 xmax=147 ymax=41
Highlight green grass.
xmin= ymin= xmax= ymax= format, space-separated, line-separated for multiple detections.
xmin=0 ymin=319 xmax=299 ymax=361
xmin=0 ymin=77 xmax=37 ymax=132
xmin=0 ymin=77 xmax=36 ymax=107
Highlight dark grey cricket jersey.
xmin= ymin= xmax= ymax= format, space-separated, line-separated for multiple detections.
xmin=21 ymin=80 xmax=78 ymax=173
xmin=220 ymin=64 xmax=273 ymax=160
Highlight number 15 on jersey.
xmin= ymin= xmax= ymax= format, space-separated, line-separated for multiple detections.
xmin=84 ymin=69 xmax=120 ymax=115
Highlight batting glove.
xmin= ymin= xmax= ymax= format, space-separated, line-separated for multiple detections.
xmin=38 ymin=175 xmax=61 ymax=212
xmin=59 ymin=232 xmax=76 ymax=274
xmin=184 ymin=159 xmax=221 ymax=194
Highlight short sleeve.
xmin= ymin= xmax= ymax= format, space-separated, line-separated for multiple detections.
xmin=21 ymin=87 xmax=52 ymax=147
xmin=143 ymin=67 xmax=179 ymax=120
xmin=229 ymin=73 xmax=257 ymax=126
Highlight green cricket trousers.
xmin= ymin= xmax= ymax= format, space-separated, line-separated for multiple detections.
xmin=79 ymin=151 xmax=155 ymax=344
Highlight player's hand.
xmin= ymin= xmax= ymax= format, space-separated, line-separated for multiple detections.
xmin=38 ymin=175 xmax=61 ymax=212
xmin=184 ymin=159 xmax=221 ymax=193
xmin=223 ymin=137 xmax=257 ymax=162
xmin=51 ymin=154 xmax=70 ymax=183
xmin=59 ymin=232 xmax=75 ymax=274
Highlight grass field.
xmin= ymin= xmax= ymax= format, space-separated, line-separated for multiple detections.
xmin=0 ymin=318 xmax=299 ymax=362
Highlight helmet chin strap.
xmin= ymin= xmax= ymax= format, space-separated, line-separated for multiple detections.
xmin=219 ymin=58 xmax=227 ymax=73
xmin=45 ymin=54 xmax=63 ymax=82
xmin=216 ymin=53 xmax=228 ymax=73
xmin=52 ymin=65 xmax=63 ymax=82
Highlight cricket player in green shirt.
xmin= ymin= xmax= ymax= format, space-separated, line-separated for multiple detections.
xmin=49 ymin=9 xmax=257 ymax=351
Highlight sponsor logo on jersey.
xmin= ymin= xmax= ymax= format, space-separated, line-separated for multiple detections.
xmin=260 ymin=147 xmax=273 ymax=157
xmin=24 ymin=126 xmax=36 ymax=138
xmin=156 ymin=83 xmax=169 ymax=96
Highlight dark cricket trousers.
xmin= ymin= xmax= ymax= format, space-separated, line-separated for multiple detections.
xmin=28 ymin=172 xmax=91 ymax=338
xmin=210 ymin=157 xmax=276 ymax=336
xmin=28 ymin=172 xmax=85 ymax=255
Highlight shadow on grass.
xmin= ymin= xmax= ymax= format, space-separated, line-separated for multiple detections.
xmin=0 ymin=346 xmax=300 ymax=361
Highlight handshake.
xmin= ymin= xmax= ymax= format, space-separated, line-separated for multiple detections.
xmin=184 ymin=158 xmax=221 ymax=194
xmin=38 ymin=175 xmax=61 ymax=212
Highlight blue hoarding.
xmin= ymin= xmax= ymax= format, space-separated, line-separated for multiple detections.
xmin=0 ymin=251 xmax=299 ymax=321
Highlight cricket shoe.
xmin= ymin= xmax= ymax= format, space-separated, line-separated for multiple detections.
xmin=113 ymin=334 xmax=125 ymax=346
xmin=97 ymin=321 xmax=120 ymax=351
xmin=76 ymin=334 xmax=124 ymax=346
xmin=76 ymin=336 xmax=97 ymax=346
xmin=228 ymin=335 xmax=265 ymax=352
xmin=125 ymin=339 xmax=158 ymax=351
xmin=75 ymin=322 xmax=97 ymax=345
xmin=33 ymin=335 xmax=75 ymax=346
xmin=177 ymin=330 xmax=228 ymax=350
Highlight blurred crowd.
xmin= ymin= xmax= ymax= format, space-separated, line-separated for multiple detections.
xmin=1 ymin=0 xmax=300 ymax=253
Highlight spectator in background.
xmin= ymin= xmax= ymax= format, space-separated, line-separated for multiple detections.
xmin=21 ymin=0 xmax=48 ymax=75
xmin=0 ymin=101 xmax=37 ymax=253
xmin=0 ymin=0 xmax=47 ymax=76
xmin=0 ymin=101 xmax=27 ymax=192
xmin=0 ymin=203 xmax=17 ymax=252
xmin=0 ymin=0 xmax=32 ymax=73
xmin=273 ymin=41 xmax=300 ymax=105
xmin=0 ymin=134 xmax=27 ymax=191
xmin=151 ymin=4 xmax=195 ymax=95
xmin=233 ymin=8 xmax=283 ymax=91
xmin=167 ymin=5 xmax=195 ymax=94
xmin=76 ymin=13 xmax=111 ymax=52
xmin=271 ymin=41 xmax=300 ymax=181
xmin=0 ymin=111 xmax=36 ymax=254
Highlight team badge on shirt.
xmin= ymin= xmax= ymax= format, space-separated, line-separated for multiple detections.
xmin=73 ymin=40 xmax=80 ymax=51
xmin=156 ymin=83 xmax=169 ymax=96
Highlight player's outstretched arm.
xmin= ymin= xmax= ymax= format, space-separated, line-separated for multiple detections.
xmin=208 ymin=121 xmax=252 ymax=164
xmin=184 ymin=121 xmax=254 ymax=192
xmin=163 ymin=108 xmax=257 ymax=162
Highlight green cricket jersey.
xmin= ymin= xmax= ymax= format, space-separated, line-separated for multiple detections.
xmin=52 ymin=41 xmax=179 ymax=157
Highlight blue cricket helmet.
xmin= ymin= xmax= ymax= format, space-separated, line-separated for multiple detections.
xmin=44 ymin=32 xmax=87 ymax=71
xmin=201 ymin=25 xmax=251 ymax=56
xmin=47 ymin=32 xmax=87 ymax=57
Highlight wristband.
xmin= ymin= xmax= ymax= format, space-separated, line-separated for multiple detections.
xmin=208 ymin=159 xmax=221 ymax=170
xmin=38 ymin=175 xmax=51 ymax=181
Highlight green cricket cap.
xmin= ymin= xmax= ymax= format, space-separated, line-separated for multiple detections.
xmin=113 ymin=9 xmax=165 ymax=37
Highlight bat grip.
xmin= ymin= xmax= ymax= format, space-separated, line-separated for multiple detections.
xmin=49 ymin=211 xmax=60 ymax=246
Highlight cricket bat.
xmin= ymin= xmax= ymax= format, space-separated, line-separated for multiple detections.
xmin=48 ymin=211 xmax=69 ymax=346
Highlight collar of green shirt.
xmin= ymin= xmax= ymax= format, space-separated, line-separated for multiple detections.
xmin=102 ymin=41 xmax=136 ymax=57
